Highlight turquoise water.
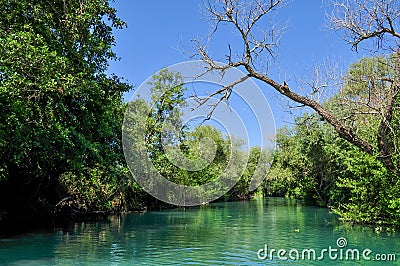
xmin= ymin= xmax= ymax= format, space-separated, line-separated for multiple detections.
xmin=0 ymin=198 xmax=399 ymax=265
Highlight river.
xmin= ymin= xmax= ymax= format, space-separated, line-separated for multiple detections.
xmin=0 ymin=198 xmax=399 ymax=265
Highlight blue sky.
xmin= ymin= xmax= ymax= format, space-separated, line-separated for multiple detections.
xmin=108 ymin=0 xmax=365 ymax=147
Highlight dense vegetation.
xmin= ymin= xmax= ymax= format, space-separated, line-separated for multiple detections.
xmin=123 ymin=69 xmax=266 ymax=205
xmin=0 ymin=0 xmax=135 ymax=224
xmin=0 ymin=0 xmax=259 ymax=227
xmin=264 ymin=55 xmax=400 ymax=229
xmin=0 ymin=0 xmax=399 ymax=232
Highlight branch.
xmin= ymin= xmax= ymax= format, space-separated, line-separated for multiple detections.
xmin=190 ymin=74 xmax=250 ymax=119
xmin=377 ymin=80 xmax=400 ymax=171
xmin=245 ymin=64 xmax=375 ymax=155
xmin=194 ymin=0 xmax=400 ymax=162
xmin=329 ymin=0 xmax=400 ymax=51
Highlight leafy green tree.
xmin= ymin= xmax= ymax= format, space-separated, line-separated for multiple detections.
xmin=125 ymin=69 xmax=266 ymax=204
xmin=327 ymin=55 xmax=400 ymax=174
xmin=0 ymin=0 xmax=131 ymax=220
xmin=185 ymin=125 xmax=230 ymax=185
xmin=227 ymin=146 xmax=269 ymax=200
xmin=267 ymin=55 xmax=400 ymax=228
xmin=325 ymin=55 xmax=400 ymax=227
xmin=142 ymin=69 xmax=189 ymax=188
xmin=265 ymin=116 xmax=338 ymax=206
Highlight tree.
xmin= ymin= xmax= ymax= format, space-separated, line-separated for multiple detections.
xmin=327 ymin=55 xmax=399 ymax=172
xmin=0 ymin=0 xmax=131 ymax=221
xmin=266 ymin=55 xmax=400 ymax=227
xmin=194 ymin=0 xmax=399 ymax=174
xmin=265 ymin=116 xmax=339 ymax=206
xmin=124 ymin=68 xmax=267 ymax=204
xmin=329 ymin=0 xmax=399 ymax=52
xmin=228 ymin=146 xmax=268 ymax=200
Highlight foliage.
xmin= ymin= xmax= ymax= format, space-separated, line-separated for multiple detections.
xmin=265 ymin=116 xmax=338 ymax=206
xmin=228 ymin=146 xmax=268 ymax=200
xmin=0 ymin=0 xmax=132 ymax=219
xmin=126 ymin=68 xmax=266 ymax=204
xmin=266 ymin=55 xmax=400 ymax=228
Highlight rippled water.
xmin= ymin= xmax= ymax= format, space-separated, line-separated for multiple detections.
xmin=0 ymin=198 xmax=399 ymax=265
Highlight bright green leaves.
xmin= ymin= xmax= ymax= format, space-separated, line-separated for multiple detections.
xmin=145 ymin=68 xmax=187 ymax=155
xmin=0 ymin=0 xmax=131 ymax=216
xmin=328 ymin=56 xmax=397 ymax=144
xmin=267 ymin=55 xmax=400 ymax=229
xmin=265 ymin=117 xmax=337 ymax=206
xmin=126 ymin=69 xmax=266 ymax=203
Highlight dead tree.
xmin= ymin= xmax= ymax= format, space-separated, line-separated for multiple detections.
xmin=194 ymin=0 xmax=399 ymax=173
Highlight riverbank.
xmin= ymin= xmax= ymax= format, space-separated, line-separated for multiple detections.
xmin=1 ymin=198 xmax=398 ymax=265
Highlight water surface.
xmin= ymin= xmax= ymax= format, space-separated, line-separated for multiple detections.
xmin=0 ymin=198 xmax=399 ymax=265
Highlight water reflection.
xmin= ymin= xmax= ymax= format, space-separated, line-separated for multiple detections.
xmin=0 ymin=198 xmax=399 ymax=265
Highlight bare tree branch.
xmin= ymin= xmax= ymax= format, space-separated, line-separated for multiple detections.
xmin=190 ymin=74 xmax=250 ymax=119
xmin=329 ymin=0 xmax=400 ymax=51
xmin=193 ymin=0 xmax=400 ymax=173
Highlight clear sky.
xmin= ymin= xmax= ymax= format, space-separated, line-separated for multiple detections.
xmin=108 ymin=0 xmax=365 ymax=146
